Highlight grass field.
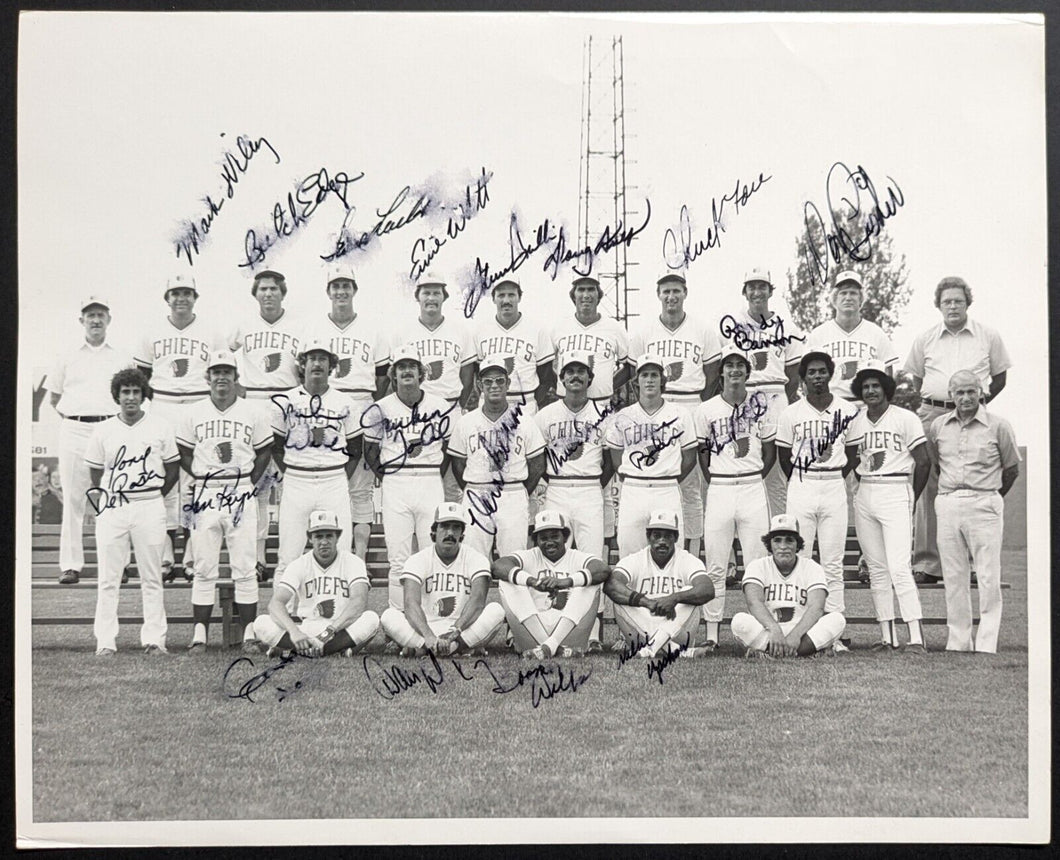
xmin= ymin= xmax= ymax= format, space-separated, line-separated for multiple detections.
xmin=27 ymin=550 xmax=1028 ymax=823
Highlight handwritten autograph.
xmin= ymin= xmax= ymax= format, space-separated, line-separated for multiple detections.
xmin=223 ymin=652 xmax=326 ymax=703
xmin=323 ymin=183 xmax=432 ymax=263
xmin=271 ymin=393 xmax=352 ymax=451
xmin=359 ymin=400 xmax=457 ymax=474
xmin=85 ymin=444 xmax=163 ymax=514
xmin=543 ymin=401 xmax=615 ymax=474
xmin=409 ymin=168 xmax=493 ymax=280
xmin=719 ymin=314 xmax=806 ymax=352
xmin=627 ymin=417 xmax=683 ymax=470
xmin=791 ymin=410 xmax=858 ymax=477
xmin=700 ymin=392 xmax=769 ymax=455
xmin=466 ymin=402 xmax=524 ymax=534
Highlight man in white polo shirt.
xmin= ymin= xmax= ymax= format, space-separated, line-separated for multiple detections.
xmin=46 ymin=295 xmax=133 ymax=584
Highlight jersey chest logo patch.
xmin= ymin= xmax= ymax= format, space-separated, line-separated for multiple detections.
xmin=316 ymin=598 xmax=335 ymax=619
xmin=336 ymin=358 xmax=352 ymax=379
xmin=863 ymin=451 xmax=886 ymax=471
xmin=549 ymin=590 xmax=569 ymax=610
xmin=841 ymin=360 xmax=858 ymax=381
xmin=435 ymin=596 xmax=456 ymax=617
xmin=665 ymin=360 xmax=684 ymax=382
xmin=214 ymin=441 xmax=233 ymax=464
xmin=816 ymin=442 xmax=833 ymax=461
xmin=504 ymin=356 xmax=516 ymax=374
xmin=733 ymin=436 xmax=750 ymax=458
xmin=262 ymin=353 xmax=282 ymax=373
xmin=171 ymin=358 xmax=189 ymax=378
xmin=311 ymin=427 xmax=327 ymax=446
xmin=406 ymin=440 xmax=424 ymax=459
xmin=566 ymin=441 xmax=585 ymax=461
xmin=752 ymin=351 xmax=769 ymax=371
xmin=775 ymin=606 xmax=795 ymax=622
xmin=426 ymin=360 xmax=445 ymax=381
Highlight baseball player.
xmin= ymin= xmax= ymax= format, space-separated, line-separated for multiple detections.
xmin=228 ymin=269 xmax=301 ymax=579
xmin=448 ymin=355 xmax=546 ymax=559
xmin=391 ymin=272 xmax=476 ymax=502
xmin=134 ymin=274 xmax=226 ymax=579
xmin=46 ymin=295 xmax=133 ymax=584
xmin=307 ymin=262 xmax=389 ymax=559
xmin=730 ymin=514 xmax=846 ymax=658
xmin=176 ymin=351 xmax=273 ymax=653
xmin=604 ymin=510 xmax=714 ymax=658
xmin=629 ymin=272 xmax=721 ymax=555
xmin=606 ymin=355 xmax=697 ymax=556
xmin=775 ymin=351 xmax=860 ymax=651
xmin=253 ymin=509 xmax=380 ymax=658
xmin=85 ymin=368 xmax=180 ymax=655
xmin=473 ymin=278 xmax=556 ymax=415
xmin=362 ymin=345 xmax=456 ymax=610
xmin=492 ymin=510 xmax=610 ymax=658
xmin=694 ymin=347 xmax=776 ymax=650
xmin=717 ymin=268 xmax=805 ymax=518
xmin=804 ymin=270 xmax=898 ymax=403
xmin=380 ymin=503 xmax=506 ymax=657
xmin=271 ymin=338 xmax=361 ymax=581
xmin=844 ymin=360 xmax=931 ymax=652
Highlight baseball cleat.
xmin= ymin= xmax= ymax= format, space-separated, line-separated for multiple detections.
xmin=700 ymin=640 xmax=718 ymax=653
xmin=609 ymin=638 xmax=627 ymax=653
xmin=724 ymin=562 xmax=741 ymax=588
xmin=587 ymin=639 xmax=604 ymax=653
xmin=832 ymin=640 xmax=850 ymax=653
xmin=59 ymin=570 xmax=79 ymax=585
xmin=241 ymin=639 xmax=263 ymax=655
xmin=143 ymin=644 xmax=170 ymax=656
xmin=744 ymin=648 xmax=774 ymax=660
xmin=95 ymin=647 xmax=117 ymax=657
xmin=181 ymin=564 xmax=195 ymax=582
xmin=553 ymin=646 xmax=583 ymax=658
xmin=903 ymin=643 xmax=929 ymax=655
xmin=857 ymin=557 xmax=870 ymax=584
xmin=255 ymin=561 xmax=270 ymax=583
xmin=870 ymin=641 xmax=896 ymax=652
xmin=522 ymin=644 xmax=552 ymax=660
xmin=187 ymin=641 xmax=207 ymax=655
xmin=383 ymin=639 xmax=401 ymax=655
xmin=161 ymin=561 xmax=177 ymax=584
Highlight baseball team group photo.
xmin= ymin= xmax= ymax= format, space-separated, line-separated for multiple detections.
xmin=17 ymin=11 xmax=1046 ymax=845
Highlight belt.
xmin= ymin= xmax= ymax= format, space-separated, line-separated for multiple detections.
xmin=192 ymin=472 xmax=253 ymax=481
xmin=860 ymin=473 xmax=910 ymax=484
xmin=285 ymin=463 xmax=347 ymax=474
xmin=797 ymin=470 xmax=844 ymax=480
xmin=153 ymin=390 xmax=209 ymax=399
xmin=939 ymin=488 xmax=997 ymax=496
xmin=619 ymin=476 xmax=678 ymax=489
xmin=386 ymin=465 xmax=442 ymax=474
xmin=922 ymin=397 xmax=956 ymax=409
xmin=544 ymin=475 xmax=601 ymax=484
xmin=66 ymin=415 xmax=111 ymax=423
xmin=466 ymin=481 xmax=525 ymax=492
xmin=709 ymin=473 xmax=763 ymax=484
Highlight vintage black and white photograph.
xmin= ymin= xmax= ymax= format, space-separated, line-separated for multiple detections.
xmin=15 ymin=9 xmax=1049 ymax=847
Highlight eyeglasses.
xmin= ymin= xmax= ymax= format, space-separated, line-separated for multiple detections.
xmin=481 ymin=378 xmax=507 ymax=388
xmin=940 ymin=300 xmax=967 ymax=308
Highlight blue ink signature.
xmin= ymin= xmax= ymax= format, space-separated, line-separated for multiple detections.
xmin=646 ymin=634 xmax=690 ymax=685
xmin=627 ymin=417 xmax=683 ymax=470
xmin=222 ymin=652 xmax=326 ymax=703
xmin=271 ymin=393 xmax=352 ymax=451
xmin=791 ymin=410 xmax=858 ymax=478
xmin=85 ymin=444 xmax=163 ymax=514
xmin=719 ymin=314 xmax=806 ymax=352
xmin=323 ymin=183 xmax=433 ymax=263
xmin=616 ymin=630 xmax=655 ymax=668
xmin=359 ymin=399 xmax=457 ymax=474
xmin=803 ymin=162 xmax=905 ymax=285
xmin=543 ymin=401 xmax=615 ymax=473
xmin=661 ymin=173 xmax=771 ymax=270
xmin=466 ymin=402 xmax=524 ymax=534
xmin=700 ymin=393 xmax=769 ymax=456
xmin=409 ymin=168 xmax=492 ymax=280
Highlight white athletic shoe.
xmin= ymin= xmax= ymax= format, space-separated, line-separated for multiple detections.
xmin=832 ymin=640 xmax=850 ymax=653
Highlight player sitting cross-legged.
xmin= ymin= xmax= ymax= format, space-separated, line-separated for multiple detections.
xmin=380 ymin=503 xmax=506 ymax=657
xmin=492 ymin=510 xmax=610 ymax=659
xmin=730 ymin=514 xmax=846 ymax=658
xmin=252 ymin=509 xmax=380 ymax=658
xmin=605 ymin=510 xmax=715 ymax=659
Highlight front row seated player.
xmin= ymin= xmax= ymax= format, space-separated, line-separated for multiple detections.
xmin=604 ymin=510 xmax=715 ymax=659
xmin=380 ymin=503 xmax=506 ymax=658
xmin=492 ymin=510 xmax=610 ymax=660
xmin=253 ymin=509 xmax=380 ymax=657
xmin=730 ymin=514 xmax=846 ymax=658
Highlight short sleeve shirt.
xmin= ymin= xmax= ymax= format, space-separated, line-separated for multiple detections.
xmin=846 ymin=404 xmax=925 ymax=478
xmin=606 ymin=401 xmax=695 ymax=480
xmin=276 ymin=550 xmax=369 ymax=621
xmin=693 ymin=392 xmax=776 ymax=475
xmin=904 ymin=318 xmax=1012 ymax=401
xmin=742 ymin=555 xmax=827 ymax=625
xmin=612 ymin=547 xmax=708 ymax=599
xmin=400 ymin=545 xmax=491 ymax=623
xmin=448 ymin=403 xmax=546 ymax=484
xmin=927 ymin=407 xmax=1021 ymax=493
xmin=551 ymin=315 xmax=630 ymax=400
xmin=805 ymin=318 xmax=898 ymax=401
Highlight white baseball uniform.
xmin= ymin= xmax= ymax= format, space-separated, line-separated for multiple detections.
xmin=611 ymin=547 xmax=708 ymax=650
xmin=775 ymin=396 xmax=860 ymax=613
xmin=45 ymin=339 xmax=132 ymax=574
xmin=694 ymin=391 xmax=774 ymax=628
xmin=177 ymin=396 xmax=273 ymax=608
xmin=535 ymin=398 xmax=614 ymax=558
xmin=474 ymin=314 xmax=554 ymax=415
xmin=310 ymin=313 xmax=390 ymax=524
xmin=805 ymin=318 xmax=898 ymax=402
xmin=271 ymin=385 xmax=360 ymax=577
xmin=498 ymin=546 xmax=602 ymax=651
xmin=730 ymin=555 xmax=845 ymax=653
xmin=448 ymin=403 xmax=545 ymax=558
xmin=847 ymin=404 xmax=926 ymax=625
xmin=85 ymin=413 xmax=179 ymax=651
xmin=360 ymin=391 xmax=456 ymax=609
xmin=606 ymin=400 xmax=695 ymax=556
xmin=254 ymin=549 xmax=372 ymax=648
xmin=630 ymin=313 xmax=721 ymax=542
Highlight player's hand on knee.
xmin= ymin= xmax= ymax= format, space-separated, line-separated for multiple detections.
xmin=651 ymin=596 xmax=678 ymax=619
xmin=292 ymin=634 xmax=318 ymax=657
xmin=767 ymin=629 xmax=788 ymax=657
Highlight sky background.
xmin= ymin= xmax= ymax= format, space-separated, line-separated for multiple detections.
xmin=19 ymin=11 xmax=1046 ymax=452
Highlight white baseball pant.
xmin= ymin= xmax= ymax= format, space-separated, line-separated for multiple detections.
xmin=912 ymin=402 xmax=949 ymax=579
xmin=254 ymin=610 xmax=381 ymax=649
xmin=150 ymin=395 xmax=203 ymax=567
xmin=665 ymin=394 xmax=704 ymax=541
xmin=786 ymin=472 xmax=849 ymax=613
xmin=59 ymin=418 xmax=98 ymax=572
xmin=935 ymin=490 xmax=1004 ymax=653
xmin=702 ymin=477 xmax=769 ymax=626
xmin=463 ymin=483 xmax=529 ymax=559
xmin=93 ymin=495 xmax=167 ymax=652
xmin=613 ymin=602 xmax=701 ymax=654
xmin=749 ymin=384 xmax=787 ymax=517
xmin=276 ymin=469 xmax=352 ymax=579
xmin=381 ymin=470 xmax=444 ymax=610
xmin=245 ymin=392 xmax=284 ymax=568
xmin=380 ymin=603 xmax=506 ymax=650
xmin=616 ymin=479 xmax=683 ymax=557
xmin=541 ymin=479 xmax=605 ymax=558
xmin=187 ymin=488 xmax=259 ymax=609
xmin=347 ymin=396 xmax=376 ymax=526
xmin=730 ymin=610 xmax=846 ymax=653
xmin=854 ymin=480 xmax=923 ymax=623
xmin=497 ymin=580 xmax=601 ymax=652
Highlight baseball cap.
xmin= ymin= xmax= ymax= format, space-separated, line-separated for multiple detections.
xmin=433 ymin=503 xmax=468 ymax=526
xmin=646 ymin=510 xmax=680 ymax=533
xmin=656 ymin=272 xmax=687 ymax=287
xmin=307 ymin=510 xmax=342 ymax=534
xmin=571 ymin=275 xmax=600 ymax=288
xmin=719 ymin=346 xmax=751 ymax=370
xmin=206 ymin=350 xmax=238 ymax=370
xmin=558 ymin=350 xmax=594 ymax=375
xmin=165 ymin=274 xmax=198 ymax=296
xmin=390 ymin=345 xmax=424 ymax=369
xmin=833 ymin=270 xmax=863 ymax=290
xmin=80 ymin=294 xmax=110 ymax=313
xmin=851 ymin=358 xmax=896 ymax=399
xmin=634 ymin=353 xmax=665 ymax=374
xmin=764 ymin=513 xmax=800 ymax=541
xmin=417 ymin=272 xmax=447 ymax=289
xmin=298 ymin=337 xmax=338 ymax=362
xmin=326 ymin=262 xmax=357 ymax=288
xmin=253 ymin=269 xmax=285 ymax=283
xmin=478 ymin=354 xmax=513 ymax=377
xmin=532 ymin=510 xmax=570 ymax=535
xmin=743 ymin=267 xmax=772 ymax=286
xmin=492 ymin=277 xmax=522 ymax=294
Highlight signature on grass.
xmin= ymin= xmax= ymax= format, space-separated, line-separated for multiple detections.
xmin=222 ymin=653 xmax=325 ymax=703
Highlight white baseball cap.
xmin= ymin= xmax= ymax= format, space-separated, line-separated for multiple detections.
xmin=492 ymin=277 xmax=522 ymax=293
xmin=656 ymin=272 xmax=687 ymax=287
xmin=206 ymin=350 xmax=238 ymax=370
xmin=417 ymin=272 xmax=447 ymax=288
xmin=743 ymin=267 xmax=772 ymax=286
xmin=646 ymin=510 xmax=680 ymax=533
xmin=165 ymin=274 xmax=198 ymax=296
xmin=478 ymin=354 xmax=513 ymax=377
xmin=558 ymin=350 xmax=594 ymax=375
xmin=719 ymin=346 xmax=751 ymax=370
xmin=532 ymin=510 xmax=570 ymax=535
xmin=764 ymin=513 xmax=800 ymax=540
xmin=80 ymin=294 xmax=110 ymax=313
xmin=833 ymin=270 xmax=864 ymax=290
xmin=433 ymin=503 xmax=468 ymax=526
xmin=635 ymin=353 xmax=665 ymax=374
xmin=326 ymin=262 xmax=357 ymax=288
xmin=390 ymin=345 xmax=424 ymax=369
xmin=298 ymin=337 xmax=338 ymax=362
xmin=307 ymin=510 xmax=342 ymax=533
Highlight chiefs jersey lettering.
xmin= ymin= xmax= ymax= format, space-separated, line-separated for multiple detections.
xmin=152 ymin=337 xmax=211 ymax=362
xmin=303 ymin=575 xmax=352 ymax=600
xmin=553 ymin=333 xmax=616 ymax=359
xmin=478 ymin=335 xmax=534 ymax=363
xmin=242 ymin=331 xmax=299 ymax=355
xmin=192 ymin=419 xmax=255 ymax=447
xmin=422 ymin=571 xmax=473 ymax=596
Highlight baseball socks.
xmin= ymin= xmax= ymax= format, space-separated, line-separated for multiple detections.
xmin=905 ymin=619 xmax=924 ymax=646
xmin=879 ymin=619 xmax=900 ymax=648
xmin=705 ymin=621 xmax=721 ymax=645
xmin=237 ymin=602 xmax=259 ymax=645
xmin=190 ymin=604 xmax=212 ymax=648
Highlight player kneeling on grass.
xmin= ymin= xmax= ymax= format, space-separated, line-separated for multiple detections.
xmin=493 ymin=510 xmax=610 ymax=659
xmin=253 ymin=510 xmax=380 ymax=658
xmin=604 ymin=510 xmax=715 ymax=659
xmin=380 ymin=503 xmax=505 ymax=657
xmin=730 ymin=514 xmax=846 ymax=658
